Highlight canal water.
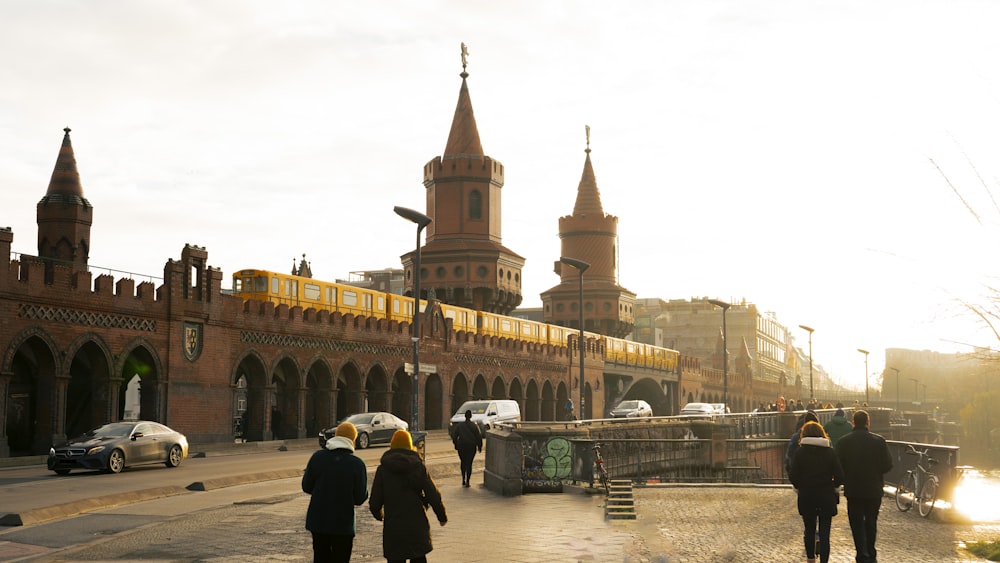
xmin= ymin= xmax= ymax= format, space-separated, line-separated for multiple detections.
xmin=950 ymin=468 xmax=1000 ymax=522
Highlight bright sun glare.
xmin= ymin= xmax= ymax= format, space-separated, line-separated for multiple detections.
xmin=951 ymin=469 xmax=1000 ymax=522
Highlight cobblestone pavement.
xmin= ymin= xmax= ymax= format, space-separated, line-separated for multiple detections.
xmin=17 ymin=477 xmax=1000 ymax=562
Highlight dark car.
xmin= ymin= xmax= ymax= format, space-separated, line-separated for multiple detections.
xmin=48 ymin=421 xmax=189 ymax=475
xmin=610 ymin=399 xmax=653 ymax=418
xmin=318 ymin=412 xmax=408 ymax=450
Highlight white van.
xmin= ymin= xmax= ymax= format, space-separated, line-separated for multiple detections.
xmin=450 ymin=399 xmax=521 ymax=432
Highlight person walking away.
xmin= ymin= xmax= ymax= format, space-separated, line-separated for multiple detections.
xmin=786 ymin=410 xmax=819 ymax=476
xmin=823 ymin=408 xmax=852 ymax=447
xmin=452 ymin=409 xmax=483 ymax=487
xmin=836 ymin=410 xmax=892 ymax=563
xmin=790 ymin=421 xmax=844 ymax=563
xmin=370 ymin=429 xmax=448 ymax=563
xmin=302 ymin=422 xmax=368 ymax=563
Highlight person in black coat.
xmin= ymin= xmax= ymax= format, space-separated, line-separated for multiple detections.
xmin=302 ymin=421 xmax=369 ymax=563
xmin=835 ymin=410 xmax=893 ymax=563
xmin=370 ymin=429 xmax=447 ymax=563
xmin=785 ymin=410 xmax=819 ymax=476
xmin=452 ymin=409 xmax=483 ymax=487
xmin=790 ymin=421 xmax=844 ymax=563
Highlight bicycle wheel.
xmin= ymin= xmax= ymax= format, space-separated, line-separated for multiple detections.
xmin=598 ymin=465 xmax=610 ymax=495
xmin=895 ymin=471 xmax=915 ymax=512
xmin=918 ymin=476 xmax=938 ymax=517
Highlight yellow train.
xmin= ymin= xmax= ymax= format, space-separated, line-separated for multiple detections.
xmin=232 ymin=268 xmax=679 ymax=371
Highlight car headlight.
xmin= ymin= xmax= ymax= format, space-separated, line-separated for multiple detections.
xmin=86 ymin=446 xmax=105 ymax=455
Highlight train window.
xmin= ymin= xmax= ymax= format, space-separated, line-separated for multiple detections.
xmin=271 ymin=277 xmax=279 ymax=294
xmin=362 ymin=293 xmax=372 ymax=309
xmin=377 ymin=295 xmax=385 ymax=311
xmin=393 ymin=298 xmax=401 ymax=314
xmin=343 ymin=290 xmax=358 ymax=307
xmin=255 ymin=276 xmax=267 ymax=292
xmin=304 ymin=283 xmax=320 ymax=301
xmin=501 ymin=319 xmax=512 ymax=332
xmin=233 ymin=277 xmax=242 ymax=293
xmin=522 ymin=323 xmax=532 ymax=335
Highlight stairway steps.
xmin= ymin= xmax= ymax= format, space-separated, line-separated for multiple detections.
xmin=603 ymin=480 xmax=637 ymax=520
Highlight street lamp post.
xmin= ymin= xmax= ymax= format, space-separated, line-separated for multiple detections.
xmin=394 ymin=205 xmax=432 ymax=431
xmin=910 ymin=378 xmax=919 ymax=403
xmin=889 ymin=366 xmax=900 ymax=413
xmin=857 ymin=348 xmax=869 ymax=405
xmin=799 ymin=325 xmax=815 ymax=401
xmin=707 ymin=299 xmax=731 ymax=409
xmin=559 ymin=256 xmax=590 ymax=420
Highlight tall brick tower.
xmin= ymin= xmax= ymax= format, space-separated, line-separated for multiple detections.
xmin=541 ymin=129 xmax=635 ymax=337
xmin=37 ymin=127 xmax=92 ymax=271
xmin=401 ymin=45 xmax=524 ymax=314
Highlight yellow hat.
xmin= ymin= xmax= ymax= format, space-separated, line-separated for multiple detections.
xmin=390 ymin=429 xmax=414 ymax=450
xmin=335 ymin=422 xmax=358 ymax=442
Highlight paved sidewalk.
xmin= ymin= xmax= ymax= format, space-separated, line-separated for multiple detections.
xmin=5 ymin=474 xmax=994 ymax=562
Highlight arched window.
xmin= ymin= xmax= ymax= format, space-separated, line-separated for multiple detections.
xmin=469 ymin=190 xmax=482 ymax=220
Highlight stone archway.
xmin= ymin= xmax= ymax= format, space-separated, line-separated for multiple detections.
xmin=118 ymin=344 xmax=160 ymax=422
xmin=365 ymin=365 xmax=389 ymax=413
xmin=336 ymin=363 xmax=364 ymax=421
xmin=391 ymin=367 xmax=411 ymax=423
xmin=6 ymin=335 xmax=57 ymax=455
xmin=424 ymin=373 xmax=443 ymax=430
xmin=66 ymin=341 xmax=112 ymax=440
xmin=541 ymin=381 xmax=555 ymax=421
xmin=304 ymin=358 xmax=333 ymax=435
xmin=525 ymin=379 xmax=539 ymax=421
xmin=472 ymin=374 xmax=488 ymax=400
xmin=509 ymin=377 xmax=523 ymax=415
xmin=234 ymin=353 xmax=267 ymax=442
xmin=490 ymin=376 xmax=506 ymax=399
xmin=450 ymin=373 xmax=469 ymax=419
xmin=620 ymin=377 xmax=670 ymax=416
xmin=270 ymin=357 xmax=300 ymax=440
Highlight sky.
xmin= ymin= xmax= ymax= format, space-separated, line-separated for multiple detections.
xmin=4 ymin=1 xmax=1000 ymax=392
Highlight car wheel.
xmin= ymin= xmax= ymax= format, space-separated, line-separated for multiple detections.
xmin=357 ymin=433 xmax=370 ymax=449
xmin=54 ymin=469 xmax=71 ymax=476
xmin=165 ymin=444 xmax=183 ymax=468
xmin=107 ymin=449 xmax=125 ymax=474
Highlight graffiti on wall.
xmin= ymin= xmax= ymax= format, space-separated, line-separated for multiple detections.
xmin=522 ymin=435 xmax=572 ymax=493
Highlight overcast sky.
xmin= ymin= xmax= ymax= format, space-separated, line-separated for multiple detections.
xmin=4 ymin=1 xmax=1000 ymax=392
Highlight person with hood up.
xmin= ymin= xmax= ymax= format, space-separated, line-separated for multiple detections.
xmin=302 ymin=421 xmax=369 ymax=563
xmin=370 ymin=429 xmax=447 ymax=562
xmin=790 ymin=421 xmax=845 ymax=563
xmin=823 ymin=408 xmax=852 ymax=447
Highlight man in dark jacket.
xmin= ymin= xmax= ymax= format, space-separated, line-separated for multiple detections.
xmin=452 ymin=409 xmax=483 ymax=487
xmin=370 ymin=429 xmax=447 ymax=562
xmin=824 ymin=408 xmax=852 ymax=447
xmin=836 ymin=410 xmax=892 ymax=563
xmin=302 ymin=421 xmax=368 ymax=563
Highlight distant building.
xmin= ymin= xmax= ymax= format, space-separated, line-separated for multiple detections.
xmin=337 ymin=268 xmax=405 ymax=295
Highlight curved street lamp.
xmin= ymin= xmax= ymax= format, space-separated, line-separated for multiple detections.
xmin=857 ymin=348 xmax=869 ymax=405
xmin=559 ymin=256 xmax=589 ymax=420
xmin=799 ymin=325 xmax=814 ymax=401
xmin=707 ymin=299 xmax=730 ymax=409
xmin=394 ymin=205 xmax=432 ymax=431
xmin=889 ymin=366 xmax=900 ymax=413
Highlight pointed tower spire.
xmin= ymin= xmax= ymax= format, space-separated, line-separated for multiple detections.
xmin=443 ymin=43 xmax=484 ymax=160
xmin=542 ymin=126 xmax=636 ymax=337
xmin=46 ymin=127 xmax=85 ymax=198
xmin=572 ymin=125 xmax=605 ymax=216
xmin=37 ymin=127 xmax=93 ymax=270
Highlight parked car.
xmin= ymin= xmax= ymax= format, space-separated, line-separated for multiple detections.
xmin=48 ymin=421 xmax=189 ymax=475
xmin=679 ymin=402 xmax=716 ymax=417
xmin=449 ymin=399 xmax=521 ymax=433
xmin=609 ymin=399 xmax=653 ymax=418
xmin=709 ymin=403 xmax=731 ymax=415
xmin=318 ymin=412 xmax=408 ymax=449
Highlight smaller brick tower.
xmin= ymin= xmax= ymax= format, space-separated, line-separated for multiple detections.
xmin=402 ymin=45 xmax=525 ymax=314
xmin=541 ymin=129 xmax=636 ymax=337
xmin=37 ymin=127 xmax=92 ymax=272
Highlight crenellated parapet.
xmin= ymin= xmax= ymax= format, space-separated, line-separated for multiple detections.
xmin=423 ymin=155 xmax=504 ymax=185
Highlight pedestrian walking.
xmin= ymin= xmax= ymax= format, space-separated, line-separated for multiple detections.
xmin=823 ymin=408 xmax=852 ymax=447
xmin=452 ymin=409 xmax=483 ymax=487
xmin=835 ymin=410 xmax=892 ymax=563
xmin=785 ymin=410 xmax=819 ymax=476
xmin=302 ymin=421 xmax=369 ymax=563
xmin=789 ymin=421 xmax=844 ymax=563
xmin=370 ymin=429 xmax=448 ymax=563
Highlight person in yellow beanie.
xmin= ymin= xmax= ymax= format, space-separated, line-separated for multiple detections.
xmin=302 ymin=421 xmax=368 ymax=562
xmin=370 ymin=429 xmax=447 ymax=562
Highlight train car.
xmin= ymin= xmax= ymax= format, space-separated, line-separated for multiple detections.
xmin=232 ymin=269 xmax=386 ymax=318
xmin=439 ymin=303 xmax=477 ymax=334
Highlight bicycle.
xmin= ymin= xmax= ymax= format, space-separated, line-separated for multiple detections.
xmin=894 ymin=444 xmax=940 ymax=517
xmin=593 ymin=442 xmax=610 ymax=495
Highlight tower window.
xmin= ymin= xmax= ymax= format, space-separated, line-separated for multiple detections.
xmin=469 ymin=190 xmax=482 ymax=220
